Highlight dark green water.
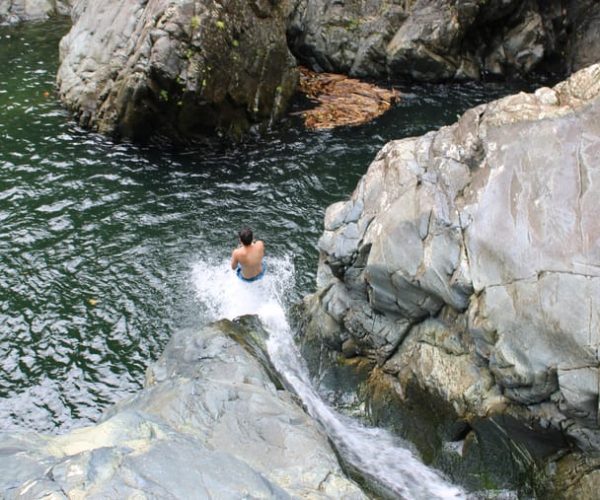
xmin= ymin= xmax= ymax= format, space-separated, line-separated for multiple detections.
xmin=0 ymin=18 xmax=536 ymax=433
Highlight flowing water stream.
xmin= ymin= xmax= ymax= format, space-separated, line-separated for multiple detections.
xmin=0 ymin=17 xmax=541 ymax=496
xmin=194 ymin=257 xmax=465 ymax=498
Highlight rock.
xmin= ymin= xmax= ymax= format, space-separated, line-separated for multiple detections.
xmin=0 ymin=0 xmax=72 ymax=24
xmin=565 ymin=1 xmax=600 ymax=73
xmin=547 ymin=452 xmax=600 ymax=499
xmin=299 ymin=63 xmax=600 ymax=493
xmin=56 ymin=0 xmax=298 ymax=142
xmin=297 ymin=66 xmax=398 ymax=129
xmin=0 ymin=318 xmax=365 ymax=499
xmin=287 ymin=0 xmax=600 ymax=81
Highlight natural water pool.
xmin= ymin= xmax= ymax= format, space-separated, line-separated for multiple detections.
xmin=0 ymin=17 xmax=538 ymax=434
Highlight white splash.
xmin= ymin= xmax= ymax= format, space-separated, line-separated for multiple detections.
xmin=191 ymin=255 xmax=465 ymax=499
xmin=191 ymin=255 xmax=294 ymax=324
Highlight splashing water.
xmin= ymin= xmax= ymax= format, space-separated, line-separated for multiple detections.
xmin=192 ymin=255 xmax=465 ymax=499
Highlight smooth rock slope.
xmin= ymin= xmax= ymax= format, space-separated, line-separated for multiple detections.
xmin=0 ymin=319 xmax=365 ymax=498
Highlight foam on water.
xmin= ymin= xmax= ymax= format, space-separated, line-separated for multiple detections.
xmin=191 ymin=255 xmax=294 ymax=325
xmin=192 ymin=255 xmax=465 ymax=499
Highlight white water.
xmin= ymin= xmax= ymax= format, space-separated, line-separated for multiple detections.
xmin=192 ymin=256 xmax=466 ymax=499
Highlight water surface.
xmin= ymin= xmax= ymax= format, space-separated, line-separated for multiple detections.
xmin=0 ymin=18 xmax=536 ymax=433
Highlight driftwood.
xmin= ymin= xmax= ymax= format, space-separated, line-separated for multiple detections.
xmin=297 ymin=67 xmax=399 ymax=129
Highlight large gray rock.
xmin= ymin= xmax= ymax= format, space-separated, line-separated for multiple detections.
xmin=0 ymin=0 xmax=72 ymax=24
xmin=0 ymin=319 xmax=365 ymax=499
xmin=288 ymin=0 xmax=600 ymax=81
xmin=57 ymin=0 xmax=298 ymax=142
xmin=301 ymin=63 xmax=600 ymax=493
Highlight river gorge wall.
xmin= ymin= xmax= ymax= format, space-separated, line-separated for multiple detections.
xmin=35 ymin=0 xmax=599 ymax=142
xmin=298 ymin=63 xmax=600 ymax=496
xmin=288 ymin=0 xmax=600 ymax=81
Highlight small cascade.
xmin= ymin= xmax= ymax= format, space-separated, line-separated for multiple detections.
xmin=192 ymin=256 xmax=465 ymax=499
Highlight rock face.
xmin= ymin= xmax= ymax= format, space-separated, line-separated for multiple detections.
xmin=0 ymin=318 xmax=365 ymax=499
xmin=0 ymin=0 xmax=72 ymax=24
xmin=288 ymin=0 xmax=600 ymax=81
xmin=56 ymin=0 xmax=298 ymax=142
xmin=300 ymin=63 xmax=600 ymax=493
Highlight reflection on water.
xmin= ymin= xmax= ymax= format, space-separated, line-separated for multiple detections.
xmin=0 ymin=18 xmax=537 ymax=433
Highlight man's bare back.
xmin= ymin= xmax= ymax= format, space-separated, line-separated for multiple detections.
xmin=231 ymin=228 xmax=265 ymax=280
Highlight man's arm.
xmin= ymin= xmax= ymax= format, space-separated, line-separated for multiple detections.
xmin=230 ymin=249 xmax=239 ymax=270
xmin=256 ymin=240 xmax=265 ymax=258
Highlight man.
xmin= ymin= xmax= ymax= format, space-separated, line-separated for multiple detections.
xmin=231 ymin=228 xmax=265 ymax=282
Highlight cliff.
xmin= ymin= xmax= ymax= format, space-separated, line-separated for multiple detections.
xmin=288 ymin=0 xmax=600 ymax=81
xmin=56 ymin=0 xmax=298 ymax=142
xmin=299 ymin=63 xmax=600 ymax=495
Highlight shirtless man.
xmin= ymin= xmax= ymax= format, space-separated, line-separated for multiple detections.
xmin=230 ymin=228 xmax=265 ymax=281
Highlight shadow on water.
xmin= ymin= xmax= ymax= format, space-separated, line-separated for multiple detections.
xmin=0 ymin=18 xmax=542 ymax=434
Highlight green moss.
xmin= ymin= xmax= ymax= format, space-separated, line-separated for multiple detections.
xmin=159 ymin=89 xmax=169 ymax=102
xmin=347 ymin=18 xmax=361 ymax=31
xmin=215 ymin=20 xmax=225 ymax=30
xmin=190 ymin=15 xmax=201 ymax=30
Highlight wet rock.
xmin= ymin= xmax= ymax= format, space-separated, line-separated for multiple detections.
xmin=56 ymin=0 xmax=298 ymax=142
xmin=287 ymin=0 xmax=600 ymax=81
xmin=0 ymin=0 xmax=72 ymax=24
xmin=547 ymin=452 xmax=600 ymax=499
xmin=297 ymin=66 xmax=398 ymax=129
xmin=299 ymin=64 xmax=600 ymax=493
xmin=0 ymin=319 xmax=365 ymax=499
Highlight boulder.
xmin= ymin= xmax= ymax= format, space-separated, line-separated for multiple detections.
xmin=0 ymin=0 xmax=72 ymax=24
xmin=287 ymin=0 xmax=600 ymax=81
xmin=300 ymin=63 xmax=600 ymax=493
xmin=56 ymin=0 xmax=298 ymax=142
xmin=0 ymin=318 xmax=365 ymax=499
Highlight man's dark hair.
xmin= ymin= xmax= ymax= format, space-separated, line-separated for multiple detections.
xmin=239 ymin=228 xmax=253 ymax=246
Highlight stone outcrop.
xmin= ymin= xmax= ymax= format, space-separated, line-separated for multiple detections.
xmin=287 ymin=0 xmax=600 ymax=81
xmin=0 ymin=318 xmax=365 ymax=498
xmin=0 ymin=0 xmax=72 ymax=24
xmin=299 ymin=63 xmax=600 ymax=494
xmin=56 ymin=0 xmax=298 ymax=142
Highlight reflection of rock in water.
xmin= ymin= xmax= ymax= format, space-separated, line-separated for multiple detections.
xmin=0 ymin=320 xmax=365 ymax=498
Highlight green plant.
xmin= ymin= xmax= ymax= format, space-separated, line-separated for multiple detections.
xmin=347 ymin=18 xmax=361 ymax=31
xmin=159 ymin=89 xmax=169 ymax=102
xmin=190 ymin=15 xmax=201 ymax=30
xmin=215 ymin=20 xmax=225 ymax=30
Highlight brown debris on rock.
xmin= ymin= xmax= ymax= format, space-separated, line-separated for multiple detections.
xmin=297 ymin=67 xmax=399 ymax=129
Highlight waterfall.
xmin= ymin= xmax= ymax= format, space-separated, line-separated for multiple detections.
xmin=192 ymin=256 xmax=465 ymax=498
